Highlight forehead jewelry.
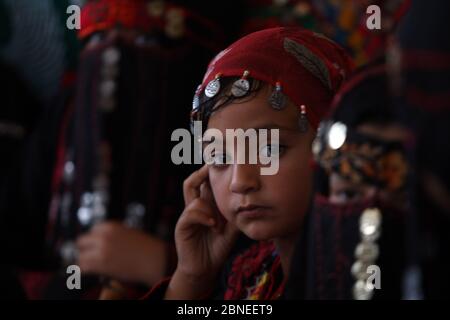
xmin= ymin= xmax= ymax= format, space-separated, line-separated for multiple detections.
xmin=192 ymin=84 xmax=202 ymax=111
xmin=269 ymin=81 xmax=287 ymax=110
xmin=231 ymin=70 xmax=250 ymax=97
xmin=298 ymin=105 xmax=308 ymax=133
xmin=205 ymin=73 xmax=222 ymax=98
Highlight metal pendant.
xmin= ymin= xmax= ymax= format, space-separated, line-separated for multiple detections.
xmin=355 ymin=242 xmax=379 ymax=262
xmin=231 ymin=70 xmax=250 ymax=97
xmin=351 ymin=207 xmax=382 ymax=300
xmin=269 ymin=82 xmax=286 ymax=110
xmin=298 ymin=105 xmax=308 ymax=133
xmin=205 ymin=75 xmax=221 ymax=98
xmin=192 ymin=84 xmax=202 ymax=110
xmin=102 ymin=47 xmax=121 ymax=65
xmin=353 ymin=279 xmax=375 ymax=300
xmin=192 ymin=94 xmax=200 ymax=110
xmin=77 ymin=192 xmax=94 ymax=227
xmin=360 ymin=207 xmax=382 ymax=241
xmin=231 ymin=78 xmax=250 ymax=97
xmin=100 ymin=47 xmax=120 ymax=113
xmin=298 ymin=116 xmax=308 ymax=133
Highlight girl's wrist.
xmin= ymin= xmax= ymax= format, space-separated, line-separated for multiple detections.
xmin=164 ymin=268 xmax=216 ymax=300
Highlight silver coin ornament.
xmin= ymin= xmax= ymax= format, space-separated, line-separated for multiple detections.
xmin=298 ymin=115 xmax=308 ymax=133
xmin=102 ymin=47 xmax=121 ymax=65
xmin=351 ymin=207 xmax=382 ymax=300
xmin=298 ymin=105 xmax=308 ymax=133
xmin=355 ymin=242 xmax=379 ymax=262
xmin=269 ymin=83 xmax=287 ymax=110
xmin=205 ymin=77 xmax=221 ymax=98
xmin=353 ymin=279 xmax=375 ymax=300
xmin=360 ymin=208 xmax=382 ymax=241
xmin=190 ymin=120 xmax=196 ymax=135
xmin=192 ymin=94 xmax=200 ymax=110
xmin=231 ymin=78 xmax=250 ymax=97
xmin=351 ymin=260 xmax=371 ymax=280
xmin=192 ymin=84 xmax=202 ymax=110
xmin=100 ymin=47 xmax=120 ymax=112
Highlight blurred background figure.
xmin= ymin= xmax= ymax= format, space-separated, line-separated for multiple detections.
xmin=286 ymin=58 xmax=412 ymax=299
xmin=286 ymin=0 xmax=450 ymax=300
xmin=239 ymin=0 xmax=410 ymax=66
xmin=42 ymin=0 xmax=229 ymax=299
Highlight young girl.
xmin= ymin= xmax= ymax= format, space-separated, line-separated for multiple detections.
xmin=146 ymin=27 xmax=353 ymax=299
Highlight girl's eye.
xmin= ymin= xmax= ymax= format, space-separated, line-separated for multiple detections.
xmin=211 ymin=152 xmax=230 ymax=167
xmin=260 ymin=144 xmax=285 ymax=158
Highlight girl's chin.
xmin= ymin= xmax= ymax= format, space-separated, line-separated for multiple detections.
xmin=240 ymin=225 xmax=277 ymax=241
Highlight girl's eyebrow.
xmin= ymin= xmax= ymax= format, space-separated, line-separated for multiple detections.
xmin=203 ymin=123 xmax=297 ymax=142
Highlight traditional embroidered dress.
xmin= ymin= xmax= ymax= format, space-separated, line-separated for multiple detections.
xmin=143 ymin=241 xmax=285 ymax=300
xmin=224 ymin=241 xmax=285 ymax=300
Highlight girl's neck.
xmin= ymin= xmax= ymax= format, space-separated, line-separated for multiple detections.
xmin=273 ymin=235 xmax=297 ymax=280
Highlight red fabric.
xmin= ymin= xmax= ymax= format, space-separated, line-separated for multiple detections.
xmin=201 ymin=27 xmax=354 ymax=129
xmin=80 ymin=0 xmax=156 ymax=39
xmin=18 ymin=271 xmax=53 ymax=300
xmin=142 ymin=242 xmax=284 ymax=300
xmin=79 ymin=0 xmax=224 ymax=51
xmin=140 ymin=277 xmax=172 ymax=300
xmin=224 ymin=241 xmax=284 ymax=300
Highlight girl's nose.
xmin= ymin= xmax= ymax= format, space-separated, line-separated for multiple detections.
xmin=229 ymin=163 xmax=261 ymax=194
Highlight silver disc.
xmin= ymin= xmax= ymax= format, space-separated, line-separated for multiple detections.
xmin=205 ymin=78 xmax=221 ymax=98
xmin=231 ymin=79 xmax=250 ymax=97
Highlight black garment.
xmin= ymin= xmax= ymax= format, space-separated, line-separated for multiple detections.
xmin=396 ymin=0 xmax=450 ymax=299
xmin=0 ymin=62 xmax=59 ymax=270
xmin=1 ymin=62 xmax=64 ymax=298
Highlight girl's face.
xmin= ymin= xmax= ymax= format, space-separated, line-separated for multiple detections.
xmin=206 ymin=85 xmax=315 ymax=241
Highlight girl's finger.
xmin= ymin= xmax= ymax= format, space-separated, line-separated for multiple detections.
xmin=200 ymin=181 xmax=228 ymax=232
xmin=183 ymin=165 xmax=209 ymax=206
xmin=178 ymin=199 xmax=217 ymax=233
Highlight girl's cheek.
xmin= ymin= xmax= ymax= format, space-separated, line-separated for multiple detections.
xmin=209 ymin=172 xmax=232 ymax=218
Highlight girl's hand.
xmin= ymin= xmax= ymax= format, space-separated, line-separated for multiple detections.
xmin=76 ymin=222 xmax=167 ymax=287
xmin=166 ymin=165 xmax=239 ymax=299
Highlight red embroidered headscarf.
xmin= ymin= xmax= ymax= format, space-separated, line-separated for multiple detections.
xmin=198 ymin=27 xmax=354 ymax=129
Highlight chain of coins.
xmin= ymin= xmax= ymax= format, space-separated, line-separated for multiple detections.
xmin=99 ymin=47 xmax=121 ymax=112
xmin=351 ymin=207 xmax=382 ymax=300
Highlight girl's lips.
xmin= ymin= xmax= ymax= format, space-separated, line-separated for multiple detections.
xmin=237 ymin=205 xmax=270 ymax=219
